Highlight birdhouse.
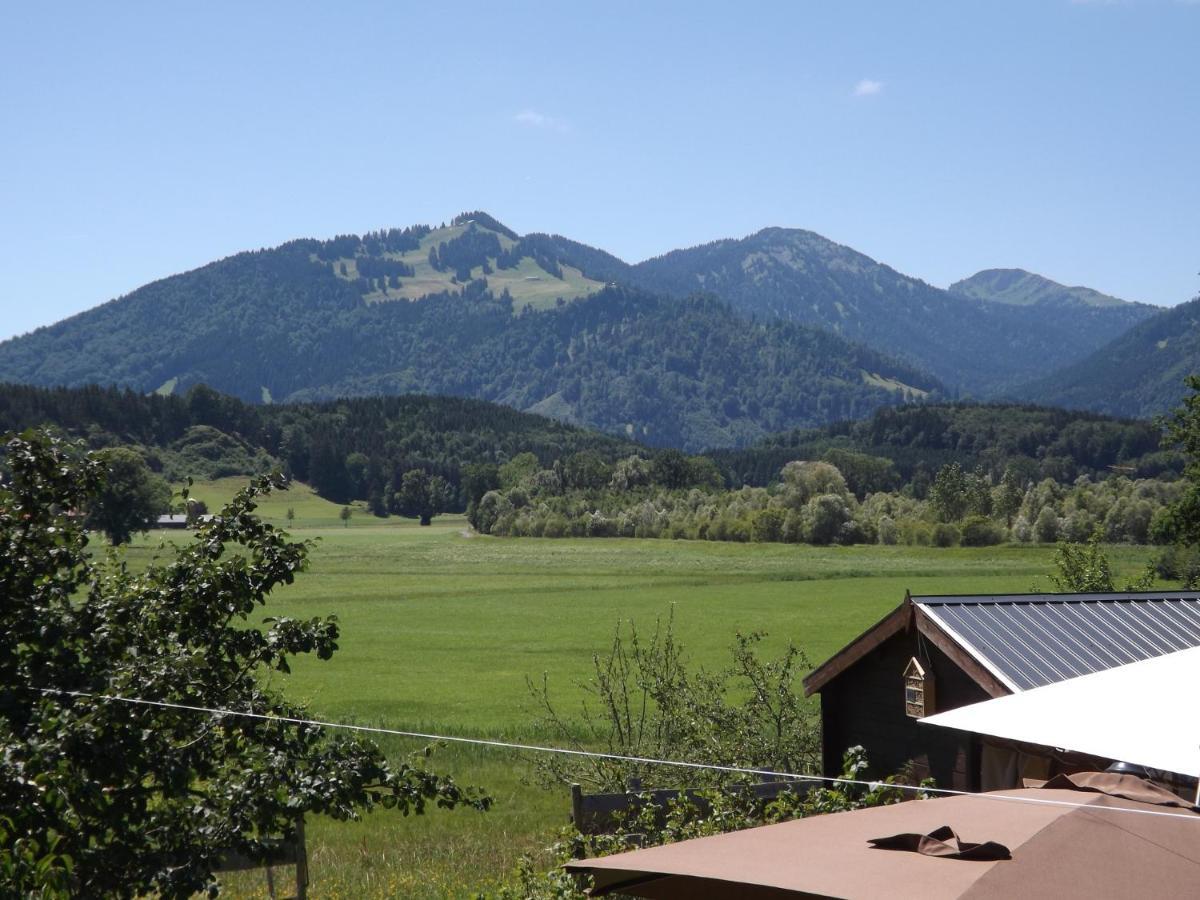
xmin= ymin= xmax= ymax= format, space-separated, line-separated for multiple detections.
xmin=903 ymin=657 xmax=935 ymax=718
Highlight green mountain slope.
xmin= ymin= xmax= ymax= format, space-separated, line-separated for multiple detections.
xmin=3 ymin=211 xmax=1159 ymax=442
xmin=949 ymin=268 xmax=1140 ymax=309
xmin=282 ymin=287 xmax=943 ymax=450
xmin=1014 ymin=295 xmax=1200 ymax=418
xmin=617 ymin=229 xmax=1158 ymax=394
xmin=0 ymin=220 xmax=944 ymax=450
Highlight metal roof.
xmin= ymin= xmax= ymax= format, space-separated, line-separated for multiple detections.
xmin=914 ymin=592 xmax=1200 ymax=692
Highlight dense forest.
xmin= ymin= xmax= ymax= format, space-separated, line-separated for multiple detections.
xmin=613 ymin=229 xmax=1157 ymax=395
xmin=0 ymin=237 xmax=944 ymax=450
xmin=709 ymin=402 xmax=1183 ymax=491
xmin=0 ymin=214 xmax=1175 ymax=447
xmin=1014 ymin=294 xmax=1200 ymax=419
xmin=0 ymin=383 xmax=644 ymax=510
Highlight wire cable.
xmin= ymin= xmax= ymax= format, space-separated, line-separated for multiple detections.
xmin=32 ymin=687 xmax=1200 ymax=823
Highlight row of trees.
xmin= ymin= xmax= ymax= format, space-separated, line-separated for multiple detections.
xmin=472 ymin=454 xmax=1185 ymax=550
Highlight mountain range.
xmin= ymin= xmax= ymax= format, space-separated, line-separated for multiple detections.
xmin=1014 ymin=293 xmax=1200 ymax=418
xmin=0 ymin=211 xmax=1191 ymax=447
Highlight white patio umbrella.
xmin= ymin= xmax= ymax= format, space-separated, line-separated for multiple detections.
xmin=920 ymin=645 xmax=1200 ymax=784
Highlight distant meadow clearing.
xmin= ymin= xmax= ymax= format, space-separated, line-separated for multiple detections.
xmin=131 ymin=479 xmax=1158 ymax=898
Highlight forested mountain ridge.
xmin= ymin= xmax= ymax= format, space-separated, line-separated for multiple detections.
xmin=0 ymin=243 xmax=943 ymax=450
xmin=282 ymin=287 xmax=943 ymax=450
xmin=949 ymin=268 xmax=1144 ymax=309
xmin=0 ymin=211 xmax=1161 ymax=441
xmin=1013 ymin=294 xmax=1200 ymax=419
xmin=616 ymin=228 xmax=1159 ymax=394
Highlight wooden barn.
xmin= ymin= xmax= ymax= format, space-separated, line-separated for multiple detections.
xmin=802 ymin=590 xmax=1200 ymax=791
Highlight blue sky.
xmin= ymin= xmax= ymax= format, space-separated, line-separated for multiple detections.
xmin=2 ymin=1 xmax=1197 ymax=341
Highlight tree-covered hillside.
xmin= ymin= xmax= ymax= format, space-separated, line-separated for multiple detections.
xmin=1013 ymin=295 xmax=1200 ymax=419
xmin=0 ymin=240 xmax=943 ymax=450
xmin=621 ymin=229 xmax=1158 ymax=395
xmin=709 ymin=402 xmax=1182 ymax=490
xmin=285 ymin=287 xmax=943 ymax=450
xmin=0 ymin=212 xmax=1161 ymax=432
xmin=0 ymin=383 xmax=645 ymax=506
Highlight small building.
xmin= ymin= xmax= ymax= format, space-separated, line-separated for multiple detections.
xmin=803 ymin=590 xmax=1200 ymax=792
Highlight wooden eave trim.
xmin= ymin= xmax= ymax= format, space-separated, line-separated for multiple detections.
xmin=913 ymin=609 xmax=1011 ymax=698
xmin=803 ymin=599 xmax=913 ymax=696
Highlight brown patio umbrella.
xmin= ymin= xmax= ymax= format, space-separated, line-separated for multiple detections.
xmin=565 ymin=773 xmax=1200 ymax=899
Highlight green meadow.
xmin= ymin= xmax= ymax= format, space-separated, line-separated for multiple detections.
xmin=141 ymin=480 xmax=1158 ymax=897
xmin=337 ymin=221 xmax=605 ymax=312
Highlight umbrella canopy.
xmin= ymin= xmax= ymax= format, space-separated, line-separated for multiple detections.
xmin=920 ymin=645 xmax=1200 ymax=778
xmin=565 ymin=773 xmax=1200 ymax=899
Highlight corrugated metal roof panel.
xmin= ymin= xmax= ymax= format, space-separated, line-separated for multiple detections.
xmin=914 ymin=592 xmax=1200 ymax=691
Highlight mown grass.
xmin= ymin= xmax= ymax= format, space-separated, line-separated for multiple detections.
xmin=137 ymin=480 xmax=1159 ymax=897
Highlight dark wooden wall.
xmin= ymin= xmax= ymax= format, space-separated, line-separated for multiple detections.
xmin=818 ymin=630 xmax=991 ymax=791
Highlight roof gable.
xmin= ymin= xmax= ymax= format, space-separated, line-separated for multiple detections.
xmin=804 ymin=591 xmax=1200 ymax=696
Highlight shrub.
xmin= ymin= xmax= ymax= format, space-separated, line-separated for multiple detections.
xmin=1012 ymin=515 xmax=1033 ymax=543
xmin=1034 ymin=506 xmax=1060 ymax=543
xmin=586 ymin=511 xmax=618 ymax=538
xmin=472 ymin=490 xmax=511 ymax=534
xmin=804 ymin=494 xmax=852 ymax=545
xmin=782 ymin=509 xmax=804 ymax=543
xmin=933 ymin=522 xmax=961 ymax=547
xmin=877 ymin=515 xmax=898 ymax=545
xmin=1155 ymin=544 xmax=1200 ymax=588
xmin=751 ymin=507 xmax=786 ymax=542
xmin=898 ymin=518 xmax=933 ymax=546
xmin=960 ymin=515 xmax=1005 ymax=547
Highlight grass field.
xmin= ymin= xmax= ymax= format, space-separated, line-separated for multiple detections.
xmin=144 ymin=480 xmax=1160 ymax=897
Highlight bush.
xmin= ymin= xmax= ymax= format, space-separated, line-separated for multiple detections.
xmin=877 ymin=515 xmax=898 ymax=545
xmin=527 ymin=613 xmax=818 ymax=792
xmin=933 ymin=523 xmax=961 ymax=547
xmin=1012 ymin=515 xmax=1033 ymax=543
xmin=1155 ymin=544 xmax=1200 ymax=588
xmin=586 ymin=511 xmax=618 ymax=537
xmin=898 ymin=518 xmax=933 ymax=546
xmin=1034 ymin=506 xmax=1060 ymax=543
xmin=804 ymin=494 xmax=852 ymax=545
xmin=472 ymin=490 xmax=511 ymax=534
xmin=751 ymin=507 xmax=786 ymax=542
xmin=960 ymin=515 xmax=1005 ymax=547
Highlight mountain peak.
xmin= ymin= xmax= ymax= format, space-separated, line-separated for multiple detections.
xmin=949 ymin=268 xmax=1142 ymax=309
xmin=450 ymin=211 xmax=519 ymax=240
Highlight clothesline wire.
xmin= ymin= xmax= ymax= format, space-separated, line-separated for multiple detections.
xmin=31 ymin=687 xmax=1200 ymax=823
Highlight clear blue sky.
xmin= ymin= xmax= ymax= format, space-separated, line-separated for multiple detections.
xmin=2 ymin=1 xmax=1197 ymax=341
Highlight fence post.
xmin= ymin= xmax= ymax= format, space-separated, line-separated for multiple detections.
xmin=570 ymin=783 xmax=584 ymax=828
